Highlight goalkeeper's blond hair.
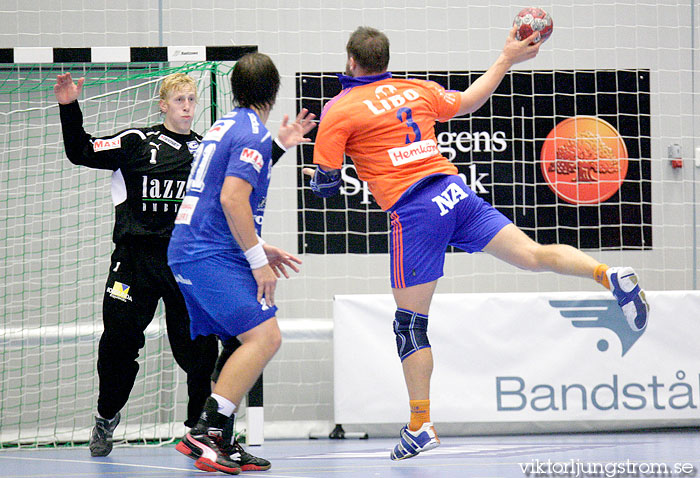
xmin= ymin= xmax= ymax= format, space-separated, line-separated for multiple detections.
xmin=159 ymin=73 xmax=197 ymax=102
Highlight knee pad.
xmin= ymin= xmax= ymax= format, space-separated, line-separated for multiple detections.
xmin=393 ymin=309 xmax=430 ymax=361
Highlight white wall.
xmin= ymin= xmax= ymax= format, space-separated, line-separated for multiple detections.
xmin=3 ymin=1 xmax=698 ymax=316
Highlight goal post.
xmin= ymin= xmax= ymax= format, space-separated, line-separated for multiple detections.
xmin=0 ymin=46 xmax=255 ymax=447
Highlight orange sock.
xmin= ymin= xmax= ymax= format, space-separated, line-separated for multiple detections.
xmin=594 ymin=264 xmax=610 ymax=289
xmin=409 ymin=399 xmax=430 ymax=431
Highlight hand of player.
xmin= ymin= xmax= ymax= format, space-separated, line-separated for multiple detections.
xmin=501 ymin=25 xmax=542 ymax=66
xmin=262 ymin=243 xmax=302 ymax=279
xmin=252 ymin=264 xmax=278 ymax=307
xmin=54 ymin=72 xmax=85 ymax=105
xmin=277 ymin=108 xmax=317 ymax=150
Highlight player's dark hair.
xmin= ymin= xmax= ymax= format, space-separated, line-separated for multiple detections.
xmin=230 ymin=52 xmax=280 ymax=111
xmin=346 ymin=26 xmax=390 ymax=74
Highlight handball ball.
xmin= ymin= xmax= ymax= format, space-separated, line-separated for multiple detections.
xmin=513 ymin=7 xmax=553 ymax=44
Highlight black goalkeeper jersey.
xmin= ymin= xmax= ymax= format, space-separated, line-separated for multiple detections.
xmin=59 ymin=100 xmax=202 ymax=243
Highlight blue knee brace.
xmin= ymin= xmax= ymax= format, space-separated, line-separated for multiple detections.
xmin=393 ymin=309 xmax=430 ymax=361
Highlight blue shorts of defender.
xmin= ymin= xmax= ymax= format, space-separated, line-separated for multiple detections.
xmin=388 ymin=174 xmax=512 ymax=289
xmin=169 ymin=252 xmax=277 ymax=341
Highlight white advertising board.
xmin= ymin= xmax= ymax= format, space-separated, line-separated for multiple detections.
xmin=334 ymin=291 xmax=700 ymax=427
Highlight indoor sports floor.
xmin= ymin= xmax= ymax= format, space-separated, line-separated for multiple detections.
xmin=1 ymin=429 xmax=698 ymax=478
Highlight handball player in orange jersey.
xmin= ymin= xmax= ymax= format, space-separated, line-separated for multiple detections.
xmin=305 ymin=26 xmax=650 ymax=460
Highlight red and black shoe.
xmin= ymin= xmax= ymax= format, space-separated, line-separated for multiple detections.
xmin=176 ymin=431 xmax=241 ymax=475
xmin=177 ymin=436 xmax=271 ymax=472
xmin=226 ymin=441 xmax=271 ymax=471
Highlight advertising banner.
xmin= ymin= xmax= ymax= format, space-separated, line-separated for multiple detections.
xmin=334 ymin=291 xmax=700 ymax=428
xmin=297 ymin=70 xmax=652 ymax=254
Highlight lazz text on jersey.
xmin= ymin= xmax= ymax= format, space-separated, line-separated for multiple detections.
xmin=141 ymin=175 xmax=187 ymax=212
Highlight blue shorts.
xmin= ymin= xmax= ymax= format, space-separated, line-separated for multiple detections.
xmin=388 ymin=174 xmax=511 ymax=289
xmin=169 ymin=252 xmax=277 ymax=341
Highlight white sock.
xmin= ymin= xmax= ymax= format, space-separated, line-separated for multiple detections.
xmin=211 ymin=393 xmax=237 ymax=417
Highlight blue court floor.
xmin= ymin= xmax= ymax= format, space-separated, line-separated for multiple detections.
xmin=1 ymin=430 xmax=698 ymax=478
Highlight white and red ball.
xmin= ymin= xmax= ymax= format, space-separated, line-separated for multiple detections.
xmin=513 ymin=7 xmax=553 ymax=44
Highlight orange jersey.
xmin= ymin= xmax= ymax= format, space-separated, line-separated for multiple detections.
xmin=313 ymin=76 xmax=461 ymax=210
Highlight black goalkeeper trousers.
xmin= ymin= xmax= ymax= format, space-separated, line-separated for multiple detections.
xmin=96 ymin=238 xmax=218 ymax=428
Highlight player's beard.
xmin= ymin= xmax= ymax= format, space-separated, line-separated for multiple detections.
xmin=344 ymin=59 xmax=354 ymax=77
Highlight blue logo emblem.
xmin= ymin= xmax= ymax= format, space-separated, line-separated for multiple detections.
xmin=549 ymin=299 xmax=644 ymax=356
xmin=187 ymin=140 xmax=200 ymax=155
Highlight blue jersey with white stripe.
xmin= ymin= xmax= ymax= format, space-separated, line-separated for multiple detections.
xmin=168 ymin=107 xmax=273 ymax=263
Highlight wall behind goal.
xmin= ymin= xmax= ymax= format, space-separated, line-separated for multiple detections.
xmin=3 ymin=1 xmax=699 ymax=437
xmin=5 ymin=1 xmax=698 ymax=315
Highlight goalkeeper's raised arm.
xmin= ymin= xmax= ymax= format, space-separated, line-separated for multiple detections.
xmin=54 ymin=72 xmax=151 ymax=170
xmin=54 ymin=73 xmax=100 ymax=166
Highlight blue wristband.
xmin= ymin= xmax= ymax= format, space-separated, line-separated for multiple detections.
xmin=310 ymin=167 xmax=341 ymax=198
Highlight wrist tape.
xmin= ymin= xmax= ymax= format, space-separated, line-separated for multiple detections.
xmin=244 ymin=239 xmax=268 ymax=269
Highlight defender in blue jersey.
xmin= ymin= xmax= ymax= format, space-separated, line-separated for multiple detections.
xmin=168 ymin=53 xmax=309 ymax=475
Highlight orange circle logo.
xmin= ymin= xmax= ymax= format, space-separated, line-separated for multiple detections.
xmin=540 ymin=116 xmax=628 ymax=204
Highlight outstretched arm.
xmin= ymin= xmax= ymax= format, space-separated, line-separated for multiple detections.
xmin=54 ymin=73 xmax=129 ymax=170
xmin=271 ymin=108 xmax=317 ymax=165
xmin=54 ymin=72 xmax=84 ymax=105
xmin=457 ymin=27 xmax=542 ymax=116
xmin=277 ymin=108 xmax=316 ymax=149
xmin=54 ymin=73 xmax=93 ymax=164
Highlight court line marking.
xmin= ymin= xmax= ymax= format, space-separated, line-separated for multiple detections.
xmin=0 ymin=454 xmax=198 ymax=472
xmin=0 ymin=455 xmax=314 ymax=478
xmin=285 ymin=441 xmax=620 ymax=459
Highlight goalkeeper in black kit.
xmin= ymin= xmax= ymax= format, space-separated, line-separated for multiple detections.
xmin=54 ymin=71 xmax=312 ymax=470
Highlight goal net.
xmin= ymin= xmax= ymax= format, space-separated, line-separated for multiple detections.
xmin=0 ymin=58 xmax=237 ymax=447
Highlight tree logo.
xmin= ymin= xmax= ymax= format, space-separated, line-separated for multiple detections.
xmin=540 ymin=116 xmax=628 ymax=204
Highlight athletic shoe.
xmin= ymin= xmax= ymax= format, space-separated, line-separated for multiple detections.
xmin=227 ymin=441 xmax=271 ymax=471
xmin=607 ymin=267 xmax=650 ymax=331
xmin=176 ymin=430 xmax=241 ymax=475
xmin=176 ymin=437 xmax=271 ymax=472
xmin=89 ymin=412 xmax=120 ymax=457
xmin=390 ymin=422 xmax=440 ymax=461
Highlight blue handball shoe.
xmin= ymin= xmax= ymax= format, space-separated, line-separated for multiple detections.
xmin=607 ymin=267 xmax=650 ymax=331
xmin=390 ymin=422 xmax=440 ymax=461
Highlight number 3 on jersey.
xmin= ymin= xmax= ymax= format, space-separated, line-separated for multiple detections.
xmin=187 ymin=143 xmax=216 ymax=193
xmin=397 ymin=107 xmax=421 ymax=144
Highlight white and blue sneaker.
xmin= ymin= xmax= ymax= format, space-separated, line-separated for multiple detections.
xmin=390 ymin=422 xmax=440 ymax=461
xmin=607 ymin=267 xmax=649 ymax=331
